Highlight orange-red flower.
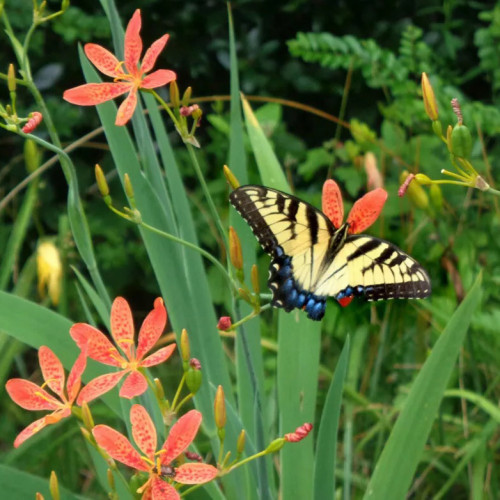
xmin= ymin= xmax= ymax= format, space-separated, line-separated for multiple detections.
xmin=70 ymin=297 xmax=175 ymax=403
xmin=322 ymin=179 xmax=388 ymax=306
xmin=6 ymin=346 xmax=87 ymax=447
xmin=93 ymin=405 xmax=218 ymax=499
xmin=63 ymin=9 xmax=176 ymax=126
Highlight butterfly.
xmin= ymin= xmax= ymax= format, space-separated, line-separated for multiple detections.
xmin=229 ymin=181 xmax=431 ymax=320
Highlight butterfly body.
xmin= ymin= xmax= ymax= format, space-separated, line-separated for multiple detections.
xmin=230 ymin=184 xmax=431 ymax=321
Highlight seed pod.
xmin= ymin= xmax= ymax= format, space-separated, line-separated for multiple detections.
xmin=451 ymin=124 xmax=472 ymax=159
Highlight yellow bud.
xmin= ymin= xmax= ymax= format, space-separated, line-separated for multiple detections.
xmin=237 ymin=430 xmax=246 ymax=455
xmin=37 ymin=240 xmax=62 ymax=305
xmin=429 ymin=184 xmax=443 ymax=212
xmin=229 ymin=227 xmax=243 ymax=271
xmin=95 ymin=164 xmax=109 ymax=197
xmin=400 ymin=172 xmax=429 ymax=210
xmin=107 ymin=468 xmax=115 ymax=491
xmin=170 ymin=80 xmax=179 ymax=108
xmin=61 ymin=0 xmax=70 ymax=11
xmin=24 ymin=139 xmax=42 ymax=173
xmin=49 ymin=471 xmax=60 ymax=500
xmin=265 ymin=438 xmax=286 ymax=453
xmin=81 ymin=401 xmax=94 ymax=430
xmin=421 ymin=72 xmax=438 ymax=121
xmin=238 ymin=287 xmax=252 ymax=303
xmin=124 ymin=173 xmax=134 ymax=199
xmin=223 ymin=164 xmax=240 ymax=189
xmin=214 ymin=385 xmax=226 ymax=430
xmin=80 ymin=427 xmax=92 ymax=442
xmin=35 ymin=493 xmax=44 ymax=500
xmin=7 ymin=63 xmax=16 ymax=92
xmin=350 ymin=119 xmax=376 ymax=147
xmin=154 ymin=378 xmax=166 ymax=400
xmin=182 ymin=86 xmax=192 ymax=106
xmin=414 ymin=173 xmax=432 ymax=185
xmin=180 ymin=328 xmax=190 ymax=362
xmin=251 ymin=264 xmax=260 ymax=295
xmin=446 ymin=125 xmax=453 ymax=153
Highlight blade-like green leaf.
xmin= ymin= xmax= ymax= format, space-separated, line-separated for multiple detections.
xmin=314 ymin=335 xmax=350 ymax=499
xmin=364 ymin=274 xmax=482 ymax=499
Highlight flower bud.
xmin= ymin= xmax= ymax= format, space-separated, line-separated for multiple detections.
xmin=251 ymin=264 xmax=260 ymax=295
xmin=7 ymin=63 xmax=16 ymax=92
xmin=107 ymin=468 xmax=115 ymax=491
xmin=182 ymin=86 xmax=192 ymax=106
xmin=284 ymin=422 xmax=313 ymax=443
xmin=265 ymin=438 xmax=285 ymax=453
xmin=421 ymin=72 xmax=438 ymax=121
xmin=124 ymin=173 xmax=134 ymax=199
xmin=217 ymin=316 xmax=232 ymax=331
xmin=180 ymin=328 xmax=190 ymax=362
xmin=169 ymin=80 xmax=179 ymax=108
xmin=446 ymin=125 xmax=453 ymax=153
xmin=399 ymin=172 xmax=429 ymax=210
xmin=81 ymin=401 xmax=94 ymax=430
xmin=350 ymin=119 xmax=376 ymax=147
xmin=237 ymin=430 xmax=246 ymax=455
xmin=37 ymin=240 xmax=62 ymax=305
xmin=95 ymin=164 xmax=109 ymax=197
xmin=223 ymin=164 xmax=240 ymax=189
xmin=186 ymin=359 xmax=202 ymax=394
xmin=154 ymin=378 xmax=166 ymax=400
xmin=414 ymin=173 xmax=432 ymax=185
xmin=429 ymin=184 xmax=443 ymax=212
xmin=185 ymin=451 xmax=203 ymax=462
xmin=49 ymin=471 xmax=60 ymax=500
xmin=35 ymin=494 xmax=44 ymax=500
xmin=431 ymin=120 xmax=442 ymax=137
xmin=22 ymin=111 xmax=43 ymax=133
xmin=24 ymin=139 xmax=42 ymax=173
xmin=61 ymin=0 xmax=70 ymax=12
xmin=214 ymin=385 xmax=226 ymax=430
xmin=238 ymin=287 xmax=252 ymax=303
xmin=229 ymin=226 xmax=243 ymax=271
xmin=364 ymin=151 xmax=383 ymax=190
xmin=451 ymin=123 xmax=472 ymax=159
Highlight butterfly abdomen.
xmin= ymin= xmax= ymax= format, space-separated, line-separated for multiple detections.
xmin=268 ymin=248 xmax=326 ymax=321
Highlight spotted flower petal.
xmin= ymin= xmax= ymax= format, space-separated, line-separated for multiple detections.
xmin=115 ymin=89 xmax=138 ymax=126
xmin=13 ymin=416 xmax=50 ymax=448
xmin=66 ymin=345 xmax=88 ymax=403
xmin=141 ymin=344 xmax=176 ymax=368
xmin=93 ymin=424 xmax=149 ymax=471
xmin=174 ymin=462 xmax=218 ymax=485
xmin=141 ymin=70 xmax=177 ymax=89
xmin=70 ymin=323 xmax=122 ymax=367
xmin=84 ymin=43 xmax=122 ymax=78
xmin=141 ymin=34 xmax=170 ymax=73
xmin=130 ymin=404 xmax=157 ymax=460
xmin=63 ymin=82 xmax=132 ymax=106
xmin=124 ymin=9 xmax=142 ymax=74
xmin=136 ymin=298 xmax=167 ymax=360
xmin=110 ymin=297 xmax=135 ymax=359
xmin=322 ymin=179 xmax=344 ymax=228
xmin=161 ymin=410 xmax=202 ymax=465
xmin=38 ymin=346 xmax=65 ymax=398
xmin=119 ymin=370 xmax=148 ymax=399
xmin=6 ymin=379 xmax=60 ymax=411
xmin=76 ymin=370 xmax=126 ymax=405
xmin=151 ymin=477 xmax=179 ymax=500
xmin=346 ymin=188 xmax=388 ymax=234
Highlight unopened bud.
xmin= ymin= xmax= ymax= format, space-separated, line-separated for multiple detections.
xmin=451 ymin=123 xmax=472 ymax=159
xmin=185 ymin=451 xmax=203 ymax=462
xmin=446 ymin=125 xmax=453 ymax=153
xmin=61 ymin=0 xmax=70 ymax=11
xmin=214 ymin=385 xmax=226 ymax=430
xmin=429 ymin=184 xmax=443 ymax=212
xmin=95 ymin=164 xmax=110 ymax=197
xmin=217 ymin=316 xmax=232 ymax=331
xmin=238 ymin=287 xmax=252 ymax=303
xmin=284 ymin=422 xmax=313 ymax=443
xmin=223 ymin=165 xmax=240 ymax=189
xmin=170 ymin=80 xmax=179 ymax=108
xmin=180 ymin=328 xmax=190 ymax=362
xmin=7 ymin=63 xmax=16 ymax=92
xmin=251 ymin=264 xmax=260 ymax=295
xmin=107 ymin=469 xmax=115 ymax=491
xmin=154 ymin=378 xmax=166 ymax=400
xmin=414 ymin=173 xmax=432 ymax=185
xmin=80 ymin=427 xmax=92 ymax=442
xmin=49 ymin=471 xmax=60 ymax=500
xmin=186 ymin=359 xmax=202 ymax=394
xmin=237 ymin=430 xmax=246 ymax=455
xmin=24 ymin=139 xmax=41 ymax=173
xmin=182 ymin=86 xmax=192 ymax=106
xmin=364 ymin=151 xmax=383 ymax=190
xmin=265 ymin=438 xmax=285 ymax=453
xmin=124 ymin=173 xmax=134 ymax=199
xmin=421 ymin=72 xmax=438 ymax=121
xmin=22 ymin=111 xmax=43 ymax=133
xmin=229 ymin=227 xmax=243 ymax=271
xmin=81 ymin=401 xmax=94 ymax=430
xmin=35 ymin=494 xmax=44 ymax=500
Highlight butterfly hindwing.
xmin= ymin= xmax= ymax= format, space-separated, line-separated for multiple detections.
xmin=230 ymin=185 xmax=431 ymax=321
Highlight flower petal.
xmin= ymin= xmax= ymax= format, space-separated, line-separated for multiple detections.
xmin=84 ymin=43 xmax=122 ymax=78
xmin=141 ymin=344 xmax=176 ymax=368
xmin=141 ymin=70 xmax=177 ymax=89
xmin=174 ymin=463 xmax=218 ymax=485
xmin=346 ymin=188 xmax=388 ymax=234
xmin=151 ymin=477 xmax=179 ymax=500
xmin=130 ymin=404 xmax=157 ymax=460
xmin=77 ymin=371 xmax=126 ymax=405
xmin=6 ymin=379 xmax=60 ymax=410
xmin=136 ymin=298 xmax=167 ymax=360
xmin=115 ymin=89 xmax=138 ymax=126
xmin=66 ymin=345 xmax=88 ymax=403
xmin=38 ymin=346 xmax=65 ymax=398
xmin=93 ymin=424 xmax=149 ymax=471
xmin=63 ymin=82 xmax=132 ymax=106
xmin=110 ymin=297 xmax=135 ymax=360
xmin=119 ymin=370 xmax=148 ymax=399
xmin=13 ymin=416 xmax=49 ymax=448
xmin=141 ymin=34 xmax=170 ymax=73
xmin=124 ymin=9 xmax=142 ymax=75
xmin=322 ymin=179 xmax=344 ymax=228
xmin=70 ymin=323 xmax=122 ymax=367
xmin=161 ymin=410 xmax=202 ymax=465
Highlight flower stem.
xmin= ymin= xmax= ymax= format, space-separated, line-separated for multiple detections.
xmin=172 ymin=393 xmax=194 ymax=413
xmin=486 ymin=187 xmax=500 ymax=197
xmin=170 ymin=373 xmax=186 ymax=411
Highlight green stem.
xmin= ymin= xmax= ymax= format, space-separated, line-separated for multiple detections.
xmin=170 ymin=373 xmax=186 ymax=411
xmin=173 ymin=393 xmax=194 ymax=413
xmin=486 ymin=186 xmax=500 ymax=197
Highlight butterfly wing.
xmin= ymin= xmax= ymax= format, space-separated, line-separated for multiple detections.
xmin=314 ymin=235 xmax=431 ymax=301
xmin=230 ymin=185 xmax=334 ymax=319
